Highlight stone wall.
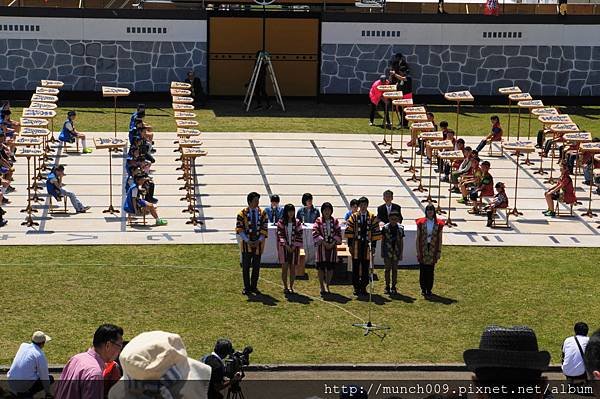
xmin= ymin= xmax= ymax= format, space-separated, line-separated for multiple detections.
xmin=321 ymin=44 xmax=600 ymax=96
xmin=0 ymin=39 xmax=207 ymax=91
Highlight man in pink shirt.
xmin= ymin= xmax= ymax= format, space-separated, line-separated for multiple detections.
xmin=369 ymin=74 xmax=391 ymax=127
xmin=55 ymin=324 xmax=124 ymax=399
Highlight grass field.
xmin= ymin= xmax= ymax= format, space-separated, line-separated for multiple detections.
xmin=12 ymin=100 xmax=600 ymax=137
xmin=1 ymin=245 xmax=598 ymax=366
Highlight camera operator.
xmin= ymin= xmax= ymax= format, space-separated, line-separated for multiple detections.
xmin=203 ymin=339 xmax=243 ymax=399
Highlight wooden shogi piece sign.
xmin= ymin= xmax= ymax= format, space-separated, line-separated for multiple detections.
xmin=444 ymin=90 xmax=474 ymax=101
xmin=170 ymin=88 xmax=192 ymax=96
xmin=428 ymin=140 xmax=454 ymax=151
xmin=176 ymin=128 xmax=201 ymax=138
xmin=392 ymin=98 xmax=413 ymax=107
xmin=532 ymin=107 xmax=559 ymax=117
xmin=173 ymin=103 xmax=195 ymax=111
xmin=15 ymin=147 xmax=44 ymax=157
xmin=420 ymin=131 xmax=444 ymax=141
xmin=406 ymin=114 xmax=429 ymax=122
xmin=404 ymin=106 xmax=427 ymax=114
xmin=518 ymin=100 xmax=544 ymax=109
xmin=508 ymin=93 xmax=533 ymax=102
xmin=176 ymin=119 xmax=199 ymax=128
xmin=181 ymin=147 xmax=208 ymax=157
xmin=36 ymin=87 xmax=59 ymax=95
xmin=29 ymin=102 xmax=58 ymax=110
xmin=550 ymin=123 xmax=579 ymax=133
xmin=14 ymin=137 xmax=43 ymax=146
xmin=382 ymin=91 xmax=403 ymax=100
xmin=171 ymin=81 xmax=192 ymax=89
xmin=498 ymin=86 xmax=522 ymax=95
xmin=20 ymin=118 xmax=49 ymax=127
xmin=438 ymin=150 xmax=464 ymax=160
xmin=563 ymin=132 xmax=592 ymax=143
xmin=410 ymin=122 xmax=435 ymax=132
xmin=31 ymin=94 xmax=58 ymax=103
xmin=172 ymin=96 xmax=194 ymax=104
xmin=376 ymin=84 xmax=397 ymax=92
xmin=40 ymin=80 xmax=64 ymax=88
xmin=581 ymin=142 xmax=600 ymax=153
xmin=20 ymin=127 xmax=50 ymax=137
xmin=174 ymin=111 xmax=197 ymax=119
xmin=93 ymin=137 xmax=128 ymax=150
xmin=102 ymin=86 xmax=131 ymax=97
xmin=179 ymin=138 xmax=204 ymax=148
xmin=502 ymin=141 xmax=536 ymax=154
xmin=22 ymin=108 xmax=56 ymax=119
xmin=539 ymin=114 xmax=573 ymax=125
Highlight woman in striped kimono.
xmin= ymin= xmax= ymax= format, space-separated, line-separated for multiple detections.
xmin=277 ymin=203 xmax=304 ymax=295
xmin=312 ymin=202 xmax=342 ymax=295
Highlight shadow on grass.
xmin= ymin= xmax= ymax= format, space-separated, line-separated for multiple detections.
xmin=286 ymin=292 xmax=313 ymax=305
xmin=426 ymin=293 xmax=458 ymax=305
xmin=246 ymin=292 xmax=279 ymax=307
xmin=356 ymin=293 xmax=391 ymax=305
xmin=389 ymin=292 xmax=416 ymax=303
xmin=321 ymin=292 xmax=352 ymax=304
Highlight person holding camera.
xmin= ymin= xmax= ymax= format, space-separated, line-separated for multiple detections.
xmin=203 ymin=339 xmax=243 ymax=399
xmin=236 ymin=192 xmax=269 ymax=295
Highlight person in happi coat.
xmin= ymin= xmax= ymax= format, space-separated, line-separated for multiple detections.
xmin=277 ymin=203 xmax=304 ymax=295
xmin=415 ymin=204 xmax=445 ymax=298
xmin=344 ymin=197 xmax=381 ymax=297
xmin=313 ymin=202 xmax=342 ymax=295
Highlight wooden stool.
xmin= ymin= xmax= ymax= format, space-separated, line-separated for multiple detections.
xmin=49 ymin=195 xmax=68 ymax=214
xmin=555 ymin=199 xmax=574 ymax=217
xmin=491 ymin=208 xmax=511 ymax=228
xmin=127 ymin=211 xmax=147 ymax=226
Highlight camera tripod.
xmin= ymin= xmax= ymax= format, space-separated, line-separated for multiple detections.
xmin=243 ymin=51 xmax=285 ymax=112
xmin=227 ymin=381 xmax=245 ymax=399
xmin=352 ymin=251 xmax=390 ymax=340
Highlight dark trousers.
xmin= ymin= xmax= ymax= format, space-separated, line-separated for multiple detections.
xmin=352 ymin=254 xmax=370 ymax=292
xmin=242 ymin=252 xmax=261 ymax=290
xmin=369 ymin=101 xmax=391 ymax=125
xmin=419 ymin=264 xmax=435 ymax=293
xmin=15 ymin=376 xmax=54 ymax=397
xmin=475 ymin=139 xmax=488 ymax=153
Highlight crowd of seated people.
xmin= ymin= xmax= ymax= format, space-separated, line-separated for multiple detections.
xmin=0 ymin=103 xmax=17 ymax=227
xmin=123 ymin=105 xmax=166 ymax=226
xmin=4 ymin=322 xmax=600 ymax=399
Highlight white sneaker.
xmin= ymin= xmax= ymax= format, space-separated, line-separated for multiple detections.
xmin=369 ymin=121 xmax=374 ymax=126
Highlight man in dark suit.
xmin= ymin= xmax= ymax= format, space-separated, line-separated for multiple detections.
xmin=376 ymin=190 xmax=403 ymax=224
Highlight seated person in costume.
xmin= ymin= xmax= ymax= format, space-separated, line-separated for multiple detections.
xmin=475 ymin=115 xmax=503 ymax=153
xmin=485 ymin=182 xmax=509 ymax=227
xmin=543 ymin=162 xmax=577 ymax=217
xmin=441 ymin=137 xmax=463 ymax=182
xmin=58 ymin=111 xmax=93 ymax=154
xmin=450 ymin=146 xmax=474 ymax=192
xmin=467 ymin=160 xmax=495 ymax=213
xmin=457 ymin=156 xmax=482 ymax=204
xmin=46 ymin=165 xmax=90 ymax=213
xmin=123 ymin=173 xmax=166 ymax=225
xmin=417 ymin=112 xmax=437 ymax=156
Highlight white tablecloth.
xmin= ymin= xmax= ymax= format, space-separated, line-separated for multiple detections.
xmin=259 ymin=223 xmax=418 ymax=266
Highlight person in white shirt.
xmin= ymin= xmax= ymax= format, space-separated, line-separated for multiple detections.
xmin=562 ymin=322 xmax=590 ymax=382
xmin=7 ymin=331 xmax=54 ymax=398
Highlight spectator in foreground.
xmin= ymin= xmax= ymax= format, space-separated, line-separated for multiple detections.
xmin=464 ymin=325 xmax=551 ymax=399
xmin=562 ymin=322 xmax=590 ymax=384
xmin=265 ymin=194 xmax=283 ymax=224
xmin=7 ymin=331 xmax=54 ymax=398
xmin=203 ymin=338 xmax=241 ymax=399
xmin=55 ymin=324 xmax=124 ymax=399
xmin=108 ymin=331 xmax=211 ymax=399
xmin=584 ymin=329 xmax=600 ymax=397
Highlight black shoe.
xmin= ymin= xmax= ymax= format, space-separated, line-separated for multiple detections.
xmin=150 ymin=148 xmax=157 ymax=153
xmin=0 ymin=220 xmax=7 ymax=227
xmin=421 ymin=290 xmax=427 ymax=297
xmin=391 ymin=287 xmax=397 ymax=294
xmin=426 ymin=290 xmax=433 ymax=297
xmin=5 ymin=186 xmax=15 ymax=194
xmin=242 ymin=288 xmax=250 ymax=295
xmin=284 ymin=288 xmax=291 ymax=295
xmin=353 ymin=290 xmax=359 ymax=296
xmin=147 ymin=197 xmax=159 ymax=204
xmin=384 ymin=286 xmax=390 ymax=295
xmin=252 ymin=288 xmax=261 ymax=295
xmin=2 ymin=198 xmax=8 ymax=204
xmin=486 ymin=218 xmax=493 ymax=227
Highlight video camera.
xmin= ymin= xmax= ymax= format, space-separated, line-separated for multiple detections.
xmin=224 ymin=345 xmax=253 ymax=379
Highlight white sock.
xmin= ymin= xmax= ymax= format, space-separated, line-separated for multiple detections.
xmin=82 ymin=138 xmax=87 ymax=148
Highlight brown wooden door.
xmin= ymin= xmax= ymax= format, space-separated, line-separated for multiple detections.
xmin=208 ymin=16 xmax=319 ymax=97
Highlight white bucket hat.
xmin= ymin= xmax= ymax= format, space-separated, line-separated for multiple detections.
xmin=108 ymin=331 xmax=211 ymax=399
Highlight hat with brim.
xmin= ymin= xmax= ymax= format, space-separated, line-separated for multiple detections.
xmin=32 ymin=331 xmax=51 ymax=344
xmin=109 ymin=331 xmax=211 ymax=399
xmin=463 ymin=326 xmax=550 ymax=372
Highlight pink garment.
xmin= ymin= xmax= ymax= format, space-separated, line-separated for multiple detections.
xmin=55 ymin=348 xmax=105 ymax=399
xmin=369 ymin=79 xmax=390 ymax=105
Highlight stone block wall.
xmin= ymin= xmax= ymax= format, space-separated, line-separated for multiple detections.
xmin=321 ymin=44 xmax=600 ymax=96
xmin=0 ymin=39 xmax=207 ymax=91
